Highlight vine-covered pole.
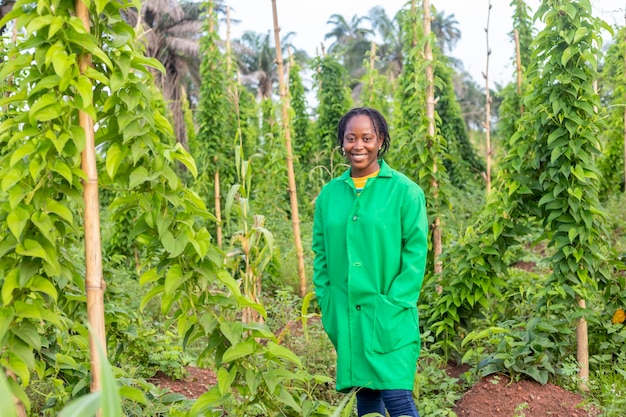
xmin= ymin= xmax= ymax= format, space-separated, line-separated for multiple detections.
xmin=422 ymin=0 xmax=442 ymax=275
xmin=514 ymin=29 xmax=522 ymax=97
xmin=483 ymin=1 xmax=493 ymax=195
xmin=271 ymin=0 xmax=307 ymax=297
xmin=211 ymin=2 xmax=223 ymax=248
xmin=624 ymin=23 xmax=626 ymax=194
xmin=75 ymin=0 xmax=107 ymax=392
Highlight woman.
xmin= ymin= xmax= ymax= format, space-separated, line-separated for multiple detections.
xmin=312 ymin=107 xmax=428 ymax=417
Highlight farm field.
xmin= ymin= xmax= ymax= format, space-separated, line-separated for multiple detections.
xmin=1 ymin=0 xmax=625 ymax=416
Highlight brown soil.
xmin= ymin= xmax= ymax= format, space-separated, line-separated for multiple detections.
xmin=150 ymin=366 xmax=217 ymax=399
xmin=452 ymin=374 xmax=600 ymax=417
xmin=153 ymin=366 xmax=600 ymax=416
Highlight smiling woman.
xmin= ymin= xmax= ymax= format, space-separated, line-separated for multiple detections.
xmin=312 ymin=107 xmax=429 ymax=417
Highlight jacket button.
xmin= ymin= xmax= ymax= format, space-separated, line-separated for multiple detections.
xmin=356 ymin=305 xmax=361 ymax=310
xmin=352 ymin=215 xmax=358 ymax=221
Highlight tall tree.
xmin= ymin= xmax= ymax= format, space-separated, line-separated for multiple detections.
xmin=324 ymin=13 xmax=373 ymax=81
xmin=431 ymin=10 xmax=461 ymax=53
xmin=123 ymin=0 xmax=204 ymax=149
xmin=368 ymin=6 xmax=404 ymax=77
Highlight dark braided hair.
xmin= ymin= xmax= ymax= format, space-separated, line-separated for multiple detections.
xmin=337 ymin=107 xmax=390 ymax=156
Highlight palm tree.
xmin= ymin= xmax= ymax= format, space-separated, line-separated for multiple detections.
xmin=368 ymin=6 xmax=403 ymax=77
xmin=432 ymin=11 xmax=461 ymax=53
xmin=123 ymin=0 xmax=205 ymax=150
xmin=324 ymin=13 xmax=373 ymax=80
xmin=233 ymin=30 xmax=305 ymax=99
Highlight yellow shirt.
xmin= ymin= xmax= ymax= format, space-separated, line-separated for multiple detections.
xmin=352 ymin=169 xmax=380 ymax=195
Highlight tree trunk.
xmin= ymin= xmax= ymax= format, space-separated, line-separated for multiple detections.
xmin=271 ymin=0 xmax=307 ymax=297
xmin=75 ymin=0 xmax=107 ymax=393
xmin=422 ymin=0 xmax=442 ymax=276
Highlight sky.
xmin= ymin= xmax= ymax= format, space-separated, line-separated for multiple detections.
xmin=222 ymin=0 xmax=626 ymax=88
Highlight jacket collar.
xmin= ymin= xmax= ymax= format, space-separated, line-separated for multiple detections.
xmin=340 ymin=160 xmax=392 ymax=182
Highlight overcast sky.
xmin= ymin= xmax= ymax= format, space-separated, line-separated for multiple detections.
xmin=223 ymin=0 xmax=626 ymax=87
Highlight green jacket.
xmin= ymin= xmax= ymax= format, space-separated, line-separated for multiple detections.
xmin=312 ymin=160 xmax=428 ymax=392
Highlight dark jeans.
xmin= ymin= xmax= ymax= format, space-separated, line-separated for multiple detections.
xmin=356 ymin=388 xmax=420 ymax=417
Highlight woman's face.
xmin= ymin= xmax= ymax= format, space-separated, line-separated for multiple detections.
xmin=343 ymin=114 xmax=383 ymax=177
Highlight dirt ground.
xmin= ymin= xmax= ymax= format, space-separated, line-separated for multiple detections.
xmin=152 ymin=365 xmax=599 ymax=416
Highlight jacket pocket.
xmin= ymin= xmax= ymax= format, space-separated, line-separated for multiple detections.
xmin=319 ymin=291 xmax=338 ymax=348
xmin=372 ymin=294 xmax=419 ymax=354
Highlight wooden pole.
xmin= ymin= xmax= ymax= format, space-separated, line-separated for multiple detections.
xmin=577 ymin=299 xmax=589 ymax=391
xmin=483 ymin=1 xmax=493 ymax=195
xmin=207 ymin=2 xmax=223 ymax=248
xmin=76 ymin=0 xmax=107 ymax=393
xmin=422 ymin=0 xmax=442 ymax=276
xmin=271 ymin=0 xmax=307 ymax=297
xmin=514 ymin=29 xmax=522 ymax=97
xmin=623 ymin=20 xmax=626 ymax=194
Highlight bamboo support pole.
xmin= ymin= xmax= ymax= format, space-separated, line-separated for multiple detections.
xmin=207 ymin=3 xmax=223 ymax=248
xmin=514 ymin=29 xmax=522 ymax=96
xmin=271 ymin=0 xmax=307 ymax=297
xmin=624 ymin=22 xmax=626 ymax=194
xmin=369 ymin=41 xmax=376 ymax=91
xmin=483 ymin=1 xmax=493 ymax=195
xmin=76 ymin=0 xmax=107 ymax=393
xmin=422 ymin=0 xmax=442 ymax=276
xmin=577 ymin=298 xmax=589 ymax=391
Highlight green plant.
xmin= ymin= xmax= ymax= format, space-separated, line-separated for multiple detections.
xmin=513 ymin=401 xmax=529 ymax=417
xmin=587 ymin=365 xmax=626 ymax=416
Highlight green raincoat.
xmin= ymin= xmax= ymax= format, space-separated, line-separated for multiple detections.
xmin=312 ymin=160 xmax=428 ymax=392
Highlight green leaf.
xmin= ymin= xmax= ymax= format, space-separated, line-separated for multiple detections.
xmin=139 ymin=268 xmax=159 ymax=286
xmin=266 ymin=341 xmax=302 ymax=366
xmin=105 ymin=143 xmax=124 ymax=179
xmin=30 ymin=276 xmax=58 ymax=301
xmin=164 ymin=264 xmax=185 ymax=295
xmin=46 ymin=198 xmax=74 ymax=226
xmin=561 ymin=46 xmax=575 ymax=66
xmin=222 ymin=339 xmax=255 ymax=362
xmin=25 ymin=15 xmax=53 ymax=35
xmin=129 ymin=166 xmax=149 ymax=189
xmin=119 ymin=386 xmax=148 ymax=405
xmin=75 ymin=75 xmax=93 ymax=108
xmin=276 ymin=387 xmax=301 ymax=412
xmin=0 ymin=371 xmax=19 ymax=417
xmin=58 ymin=392 xmax=100 ymax=417
xmin=216 ymin=366 xmax=236 ymax=396
xmin=1 ymin=270 xmax=18 ymax=305
xmin=0 ymin=307 xmax=15 ymax=343
xmin=7 ymin=205 xmax=30 ymax=239
xmin=220 ymin=321 xmax=243 ymax=346
xmin=172 ymin=144 xmax=198 ymax=178
xmin=97 ymin=342 xmax=123 ymax=417
xmin=139 ymin=285 xmax=164 ymax=311
xmin=572 ymin=27 xmax=586 ymax=44
xmin=9 ymin=140 xmax=36 ymax=167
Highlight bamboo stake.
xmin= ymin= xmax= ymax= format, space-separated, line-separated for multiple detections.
xmin=623 ymin=19 xmax=626 ymax=194
xmin=422 ymin=0 xmax=442 ymax=276
xmin=577 ymin=298 xmax=589 ymax=391
xmin=75 ymin=0 xmax=107 ymax=393
xmin=208 ymin=2 xmax=223 ymax=248
xmin=483 ymin=1 xmax=493 ymax=195
xmin=271 ymin=0 xmax=307 ymax=297
xmin=513 ymin=28 xmax=525 ymax=116
xmin=369 ymin=41 xmax=376 ymax=92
